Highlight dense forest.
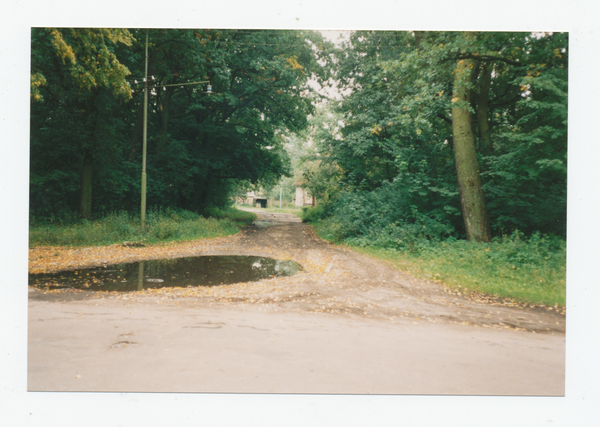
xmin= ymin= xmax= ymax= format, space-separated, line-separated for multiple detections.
xmin=30 ymin=28 xmax=334 ymax=221
xmin=298 ymin=31 xmax=567 ymax=244
xmin=30 ymin=29 xmax=567 ymax=244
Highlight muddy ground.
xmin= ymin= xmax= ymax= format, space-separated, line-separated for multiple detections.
xmin=28 ymin=209 xmax=566 ymax=394
xmin=29 ymin=209 xmax=565 ymax=334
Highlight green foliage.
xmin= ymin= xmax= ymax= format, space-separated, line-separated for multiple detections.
xmin=29 ymin=208 xmax=244 ymax=248
xmin=482 ymin=42 xmax=568 ymax=235
xmin=309 ymin=178 xmax=457 ymax=248
xmin=300 ymin=205 xmax=327 ymax=223
xmin=319 ymin=229 xmax=566 ymax=307
xmin=406 ymin=231 xmax=566 ymax=306
xmin=30 ymin=28 xmax=140 ymax=219
xmin=203 ymin=205 xmax=257 ymax=225
xmin=304 ymin=31 xmax=568 ymax=306
xmin=261 ymin=177 xmax=297 ymax=206
xmin=31 ymin=28 xmax=134 ymax=102
xmin=30 ymin=28 xmax=334 ymax=221
xmin=289 ymin=104 xmax=345 ymax=205
xmin=309 ymin=31 xmax=567 ymax=241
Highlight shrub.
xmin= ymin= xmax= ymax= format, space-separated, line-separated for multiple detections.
xmin=311 ymin=185 xmax=456 ymax=250
xmin=300 ymin=205 xmax=327 ymax=223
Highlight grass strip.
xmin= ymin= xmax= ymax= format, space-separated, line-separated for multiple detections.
xmin=312 ymin=221 xmax=566 ymax=308
xmin=29 ymin=207 xmax=257 ymax=248
xmin=234 ymin=204 xmax=303 ymax=215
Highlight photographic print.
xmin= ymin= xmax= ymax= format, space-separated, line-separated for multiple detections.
xmin=27 ymin=28 xmax=567 ymax=396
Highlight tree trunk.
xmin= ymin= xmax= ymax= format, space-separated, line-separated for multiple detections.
xmin=452 ymin=57 xmax=491 ymax=242
xmin=79 ymin=147 xmax=93 ymax=220
xmin=476 ymin=64 xmax=493 ymax=157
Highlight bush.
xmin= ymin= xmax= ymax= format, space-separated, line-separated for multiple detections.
xmin=310 ymin=185 xmax=456 ymax=250
xmin=307 ymin=184 xmax=566 ymax=306
xmin=486 ymin=231 xmax=566 ymax=269
xmin=300 ymin=205 xmax=327 ymax=223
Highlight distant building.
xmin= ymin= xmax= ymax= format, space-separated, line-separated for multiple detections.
xmin=243 ymin=190 xmax=269 ymax=208
xmin=293 ymin=179 xmax=314 ymax=207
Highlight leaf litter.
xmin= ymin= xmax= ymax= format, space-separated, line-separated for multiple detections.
xmin=29 ymin=218 xmax=565 ymax=333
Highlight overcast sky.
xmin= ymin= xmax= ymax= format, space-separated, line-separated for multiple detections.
xmin=319 ymin=30 xmax=349 ymax=46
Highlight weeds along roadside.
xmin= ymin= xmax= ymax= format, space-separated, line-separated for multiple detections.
xmin=28 ymin=207 xmax=257 ymax=248
xmin=303 ymin=207 xmax=566 ymax=308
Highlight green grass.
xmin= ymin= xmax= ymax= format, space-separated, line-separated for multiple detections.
xmin=299 ymin=205 xmax=326 ymax=223
xmin=234 ymin=204 xmax=302 ymax=215
xmin=312 ymin=221 xmax=566 ymax=307
xmin=261 ymin=206 xmax=303 ymax=215
xmin=29 ymin=207 xmax=257 ymax=248
xmin=205 ymin=205 xmax=258 ymax=223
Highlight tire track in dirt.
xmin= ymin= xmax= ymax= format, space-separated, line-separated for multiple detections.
xmin=29 ymin=210 xmax=565 ymax=334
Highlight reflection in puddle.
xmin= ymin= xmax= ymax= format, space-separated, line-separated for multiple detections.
xmin=29 ymin=256 xmax=302 ymax=292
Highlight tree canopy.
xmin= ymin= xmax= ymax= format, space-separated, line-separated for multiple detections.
xmin=30 ymin=28 xmax=334 ymax=220
xmin=31 ymin=29 xmax=567 ymax=243
xmin=295 ymin=31 xmax=567 ymax=242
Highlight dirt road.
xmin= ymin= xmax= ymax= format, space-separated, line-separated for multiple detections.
xmin=28 ymin=209 xmax=565 ymax=394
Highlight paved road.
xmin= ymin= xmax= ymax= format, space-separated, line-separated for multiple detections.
xmin=28 ymin=210 xmax=565 ymax=395
xmin=28 ymin=299 xmax=564 ymax=395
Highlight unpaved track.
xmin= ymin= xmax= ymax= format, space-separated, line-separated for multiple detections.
xmin=28 ymin=210 xmax=565 ymax=395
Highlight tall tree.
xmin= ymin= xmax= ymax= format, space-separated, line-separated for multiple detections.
xmin=31 ymin=28 xmax=134 ymax=219
xmin=315 ymin=30 xmax=567 ymax=243
xmin=451 ymin=46 xmax=491 ymax=242
xmin=137 ymin=29 xmax=334 ymax=211
xmin=30 ymin=28 xmax=334 ymax=220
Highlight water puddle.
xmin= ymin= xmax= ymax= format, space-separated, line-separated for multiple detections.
xmin=29 ymin=256 xmax=302 ymax=292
